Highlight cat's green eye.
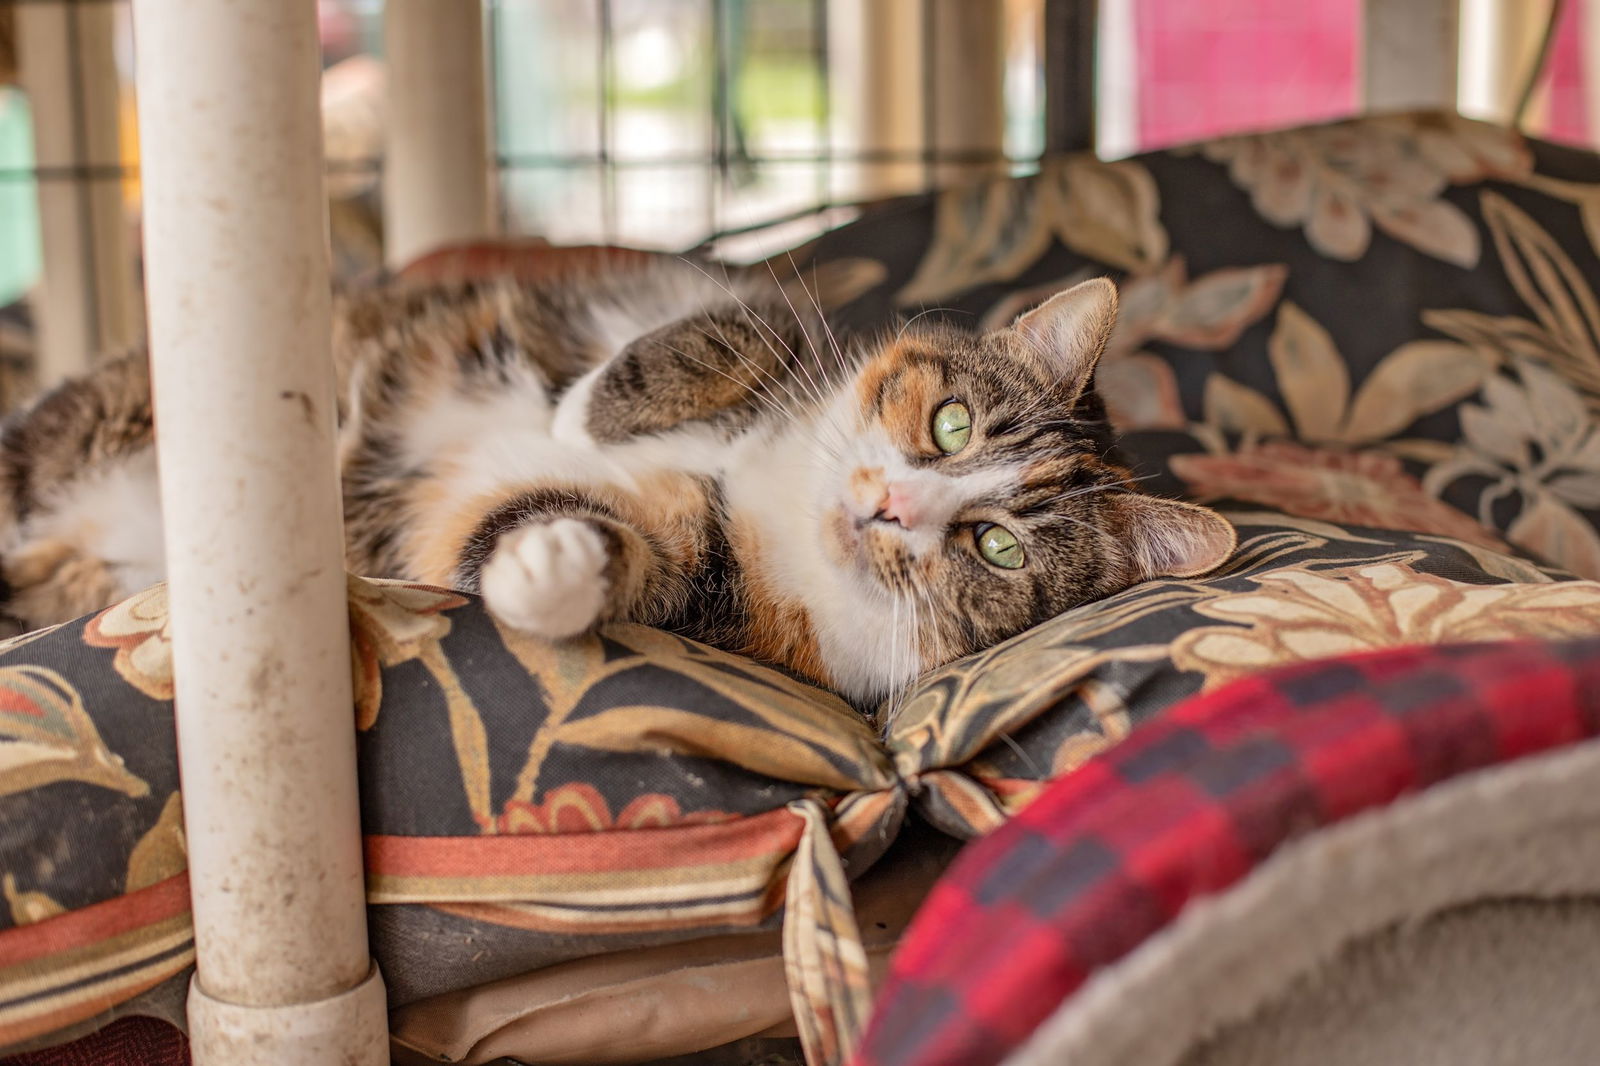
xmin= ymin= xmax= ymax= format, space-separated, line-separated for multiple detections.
xmin=976 ymin=523 xmax=1024 ymax=569
xmin=932 ymin=401 xmax=972 ymax=454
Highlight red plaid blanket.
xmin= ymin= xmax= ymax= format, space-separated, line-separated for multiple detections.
xmin=852 ymin=637 xmax=1600 ymax=1066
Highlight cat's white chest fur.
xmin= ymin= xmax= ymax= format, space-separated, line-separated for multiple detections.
xmin=722 ymin=420 xmax=921 ymax=704
xmin=411 ymin=367 xmax=917 ymax=705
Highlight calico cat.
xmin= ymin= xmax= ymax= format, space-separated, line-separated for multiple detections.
xmin=0 ymin=262 xmax=1235 ymax=709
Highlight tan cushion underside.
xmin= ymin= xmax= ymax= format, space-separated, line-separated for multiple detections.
xmin=389 ymin=824 xmax=960 ymax=1065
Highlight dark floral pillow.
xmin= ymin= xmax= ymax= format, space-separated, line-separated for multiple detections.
xmin=8 ymin=514 xmax=1600 ymax=1063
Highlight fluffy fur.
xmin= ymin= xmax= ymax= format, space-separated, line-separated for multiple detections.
xmin=0 ymin=262 xmax=1236 ymax=711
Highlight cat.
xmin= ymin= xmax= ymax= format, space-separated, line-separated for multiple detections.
xmin=0 ymin=262 xmax=1236 ymax=709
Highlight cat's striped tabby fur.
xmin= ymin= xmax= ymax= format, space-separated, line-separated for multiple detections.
xmin=0 ymin=263 xmax=1235 ymax=708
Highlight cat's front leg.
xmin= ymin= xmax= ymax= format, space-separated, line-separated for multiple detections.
xmin=448 ymin=479 xmax=706 ymax=642
xmin=479 ymin=517 xmax=614 ymax=639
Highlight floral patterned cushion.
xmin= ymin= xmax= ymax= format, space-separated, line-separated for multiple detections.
xmin=7 ymin=111 xmax=1600 ymax=1066
xmin=5 ymin=523 xmax=1599 ymax=1065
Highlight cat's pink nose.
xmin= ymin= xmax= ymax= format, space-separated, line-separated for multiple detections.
xmin=876 ymin=483 xmax=923 ymax=529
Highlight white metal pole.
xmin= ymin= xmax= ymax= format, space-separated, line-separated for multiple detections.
xmin=17 ymin=0 xmax=139 ymax=387
xmin=382 ymin=0 xmax=495 ymax=269
xmin=1458 ymin=0 xmax=1554 ymax=124
xmin=1364 ymin=0 xmax=1461 ymax=112
xmin=1096 ymin=0 xmax=1141 ymax=159
xmin=130 ymin=1 xmax=386 ymax=1064
xmin=830 ymin=0 xmax=925 ymax=198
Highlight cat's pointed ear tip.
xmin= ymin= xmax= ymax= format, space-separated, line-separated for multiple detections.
xmin=1057 ymin=276 xmax=1119 ymax=311
xmin=1162 ymin=507 xmax=1237 ymax=578
xmin=1009 ymin=276 xmax=1120 ymax=334
xmin=1127 ymin=497 xmax=1237 ymax=579
xmin=1078 ymin=276 xmax=1119 ymax=300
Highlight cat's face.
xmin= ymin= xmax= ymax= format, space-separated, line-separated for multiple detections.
xmin=816 ymin=279 xmax=1235 ymax=700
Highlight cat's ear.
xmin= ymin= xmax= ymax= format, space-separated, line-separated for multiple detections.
xmin=1115 ymin=494 xmax=1236 ymax=579
xmin=1006 ymin=277 xmax=1118 ymax=391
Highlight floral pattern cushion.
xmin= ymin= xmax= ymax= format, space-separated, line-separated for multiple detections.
xmin=6 ymin=111 xmax=1600 ymax=1066
xmin=6 ymin=525 xmax=1600 ymax=1065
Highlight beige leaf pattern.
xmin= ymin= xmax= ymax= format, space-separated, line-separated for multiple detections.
xmin=501 ymin=623 xmax=889 ymax=823
xmin=0 ymin=665 xmax=148 ymax=799
xmin=1171 ymin=563 xmax=1600 ymax=691
xmin=83 ymin=585 xmax=172 ymax=702
xmin=2 ymin=874 xmax=65 ymax=926
xmin=125 ymin=792 xmax=187 ymax=892
xmin=1424 ymin=359 xmax=1600 ymax=576
xmin=1507 ymin=494 xmax=1600 ymax=581
xmin=1203 ymin=375 xmax=1291 ymax=437
xmin=348 ymin=576 xmax=467 ymax=731
xmin=1476 ymin=191 xmax=1600 ymax=401
xmin=1098 ymin=354 xmax=1186 ymax=431
xmin=899 ymin=157 xmax=1167 ymax=304
xmin=1342 ymin=341 xmax=1492 ymax=442
xmin=1197 ymin=113 xmax=1528 ymax=265
xmin=1268 ymin=301 xmax=1349 ymax=440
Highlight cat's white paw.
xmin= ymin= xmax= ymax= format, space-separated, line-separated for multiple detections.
xmin=481 ymin=518 xmax=610 ymax=639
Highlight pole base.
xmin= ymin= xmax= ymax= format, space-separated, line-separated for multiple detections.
xmin=188 ymin=964 xmax=388 ymax=1066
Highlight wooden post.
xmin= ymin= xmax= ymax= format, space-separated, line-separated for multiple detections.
xmin=17 ymin=0 xmax=139 ymax=386
xmin=130 ymin=0 xmax=386 ymax=1061
xmin=382 ymin=0 xmax=495 ymax=269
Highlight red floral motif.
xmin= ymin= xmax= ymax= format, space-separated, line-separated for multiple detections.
xmin=492 ymin=782 xmax=739 ymax=835
xmin=1170 ymin=442 xmax=1508 ymax=550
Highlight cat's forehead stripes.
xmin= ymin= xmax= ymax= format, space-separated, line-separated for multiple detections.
xmin=1013 ymin=454 xmax=1123 ymax=504
xmin=855 ymin=341 xmax=950 ymax=418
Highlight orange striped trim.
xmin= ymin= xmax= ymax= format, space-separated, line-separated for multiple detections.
xmin=0 ymin=875 xmax=190 ymax=970
xmin=0 ymin=953 xmax=191 ymax=1049
xmin=365 ymin=807 xmax=808 ymax=880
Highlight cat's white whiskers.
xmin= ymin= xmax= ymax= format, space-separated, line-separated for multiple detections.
xmin=901 ymin=585 xmax=921 ymax=720
xmin=1030 ymin=481 xmax=1146 ymax=508
xmin=1027 ymin=513 xmax=1103 ymax=537
xmin=761 ymin=261 xmax=837 ymax=411
xmin=886 ymin=591 xmax=903 ymax=723
xmin=679 ymin=258 xmax=833 ymax=413
xmin=681 ymin=262 xmax=821 ymax=404
xmin=690 ymin=297 xmax=846 ymax=454
xmin=894 ymin=306 xmax=961 ymax=344
xmin=774 ymin=255 xmax=851 ymax=384
xmin=1025 ymin=477 xmax=1159 ymax=514
xmin=689 ymin=323 xmax=816 ymax=417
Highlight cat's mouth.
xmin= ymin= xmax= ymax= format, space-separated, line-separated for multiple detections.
xmin=823 ymin=502 xmax=916 ymax=590
xmin=822 ymin=504 xmax=869 ymax=570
